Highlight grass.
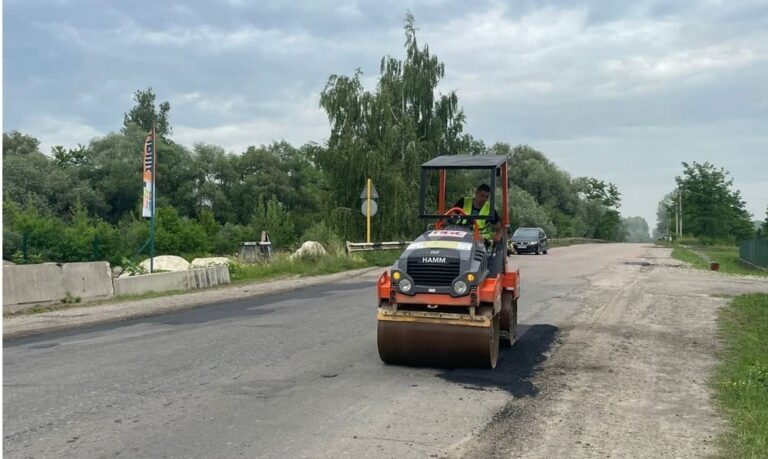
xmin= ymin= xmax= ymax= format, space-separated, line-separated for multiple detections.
xmin=714 ymin=294 xmax=768 ymax=458
xmin=671 ymin=246 xmax=710 ymax=270
xmin=669 ymin=244 xmax=768 ymax=277
xmin=213 ymin=250 xmax=401 ymax=284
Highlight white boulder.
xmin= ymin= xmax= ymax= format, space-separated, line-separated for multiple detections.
xmin=139 ymin=255 xmax=190 ymax=272
xmin=290 ymin=241 xmax=327 ymax=260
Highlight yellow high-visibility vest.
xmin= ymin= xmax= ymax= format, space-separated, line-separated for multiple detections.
xmin=462 ymin=197 xmax=492 ymax=239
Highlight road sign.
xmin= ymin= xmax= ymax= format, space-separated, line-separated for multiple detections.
xmin=360 ymin=185 xmax=379 ymax=199
xmin=361 ymin=199 xmax=378 ymax=217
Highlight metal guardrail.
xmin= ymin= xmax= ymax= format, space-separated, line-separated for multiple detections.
xmin=739 ymin=239 xmax=768 ymax=270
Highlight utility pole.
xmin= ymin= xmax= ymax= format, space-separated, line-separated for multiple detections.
xmin=677 ymin=188 xmax=682 ymax=237
xmin=675 ymin=191 xmax=679 ymax=238
xmin=679 ymin=188 xmax=683 ymax=236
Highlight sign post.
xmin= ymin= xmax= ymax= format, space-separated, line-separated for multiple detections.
xmin=360 ymin=180 xmax=379 ymax=244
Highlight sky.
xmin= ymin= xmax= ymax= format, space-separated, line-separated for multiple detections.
xmin=4 ymin=0 xmax=767 ymax=230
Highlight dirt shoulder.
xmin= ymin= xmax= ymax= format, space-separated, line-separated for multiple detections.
xmin=450 ymin=246 xmax=768 ymax=458
xmin=3 ymin=267 xmax=383 ymax=341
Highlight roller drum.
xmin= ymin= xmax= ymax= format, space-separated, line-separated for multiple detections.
xmin=377 ymin=315 xmax=500 ymax=368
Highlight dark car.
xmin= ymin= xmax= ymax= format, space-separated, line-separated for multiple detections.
xmin=510 ymin=227 xmax=548 ymax=255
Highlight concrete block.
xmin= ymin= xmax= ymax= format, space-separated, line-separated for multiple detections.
xmin=187 ymin=266 xmax=230 ymax=289
xmin=113 ymin=271 xmax=189 ymax=297
xmin=61 ymin=262 xmax=114 ymax=300
xmin=3 ymin=263 xmax=66 ymax=305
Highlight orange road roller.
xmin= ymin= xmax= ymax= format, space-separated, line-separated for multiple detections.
xmin=377 ymin=155 xmax=520 ymax=368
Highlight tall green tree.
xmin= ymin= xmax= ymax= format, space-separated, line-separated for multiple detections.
xmin=674 ymin=161 xmax=753 ymax=241
xmin=318 ymin=12 xmax=471 ymax=240
xmin=123 ymin=88 xmax=172 ymax=137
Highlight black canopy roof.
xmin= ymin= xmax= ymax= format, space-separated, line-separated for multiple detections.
xmin=421 ymin=155 xmax=507 ymax=169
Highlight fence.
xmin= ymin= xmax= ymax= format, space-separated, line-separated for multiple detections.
xmin=739 ymin=239 xmax=768 ymax=270
xmin=7 ymin=232 xmax=104 ymax=264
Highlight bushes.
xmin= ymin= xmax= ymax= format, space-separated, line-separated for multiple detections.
xmin=2 ymin=195 xmax=352 ymax=265
xmin=301 ymin=221 xmax=343 ymax=254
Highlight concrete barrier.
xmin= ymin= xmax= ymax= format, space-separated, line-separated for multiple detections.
xmin=3 ymin=261 xmax=114 ymax=307
xmin=62 ymin=262 xmax=114 ymax=300
xmin=4 ymin=263 xmax=230 ymax=310
xmin=3 ymin=263 xmax=66 ymax=305
xmin=113 ymin=266 xmax=230 ymax=297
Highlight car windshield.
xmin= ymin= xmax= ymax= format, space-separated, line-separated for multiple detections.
xmin=514 ymin=228 xmax=539 ymax=237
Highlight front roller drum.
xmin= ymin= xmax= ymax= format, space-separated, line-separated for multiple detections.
xmin=377 ymin=316 xmax=500 ymax=368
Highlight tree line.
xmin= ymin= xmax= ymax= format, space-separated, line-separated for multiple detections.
xmin=653 ymin=161 xmax=765 ymax=243
xmin=3 ymin=14 xmax=638 ymax=265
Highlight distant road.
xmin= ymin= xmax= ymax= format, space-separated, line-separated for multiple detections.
xmin=6 ymin=244 xmax=768 ymax=458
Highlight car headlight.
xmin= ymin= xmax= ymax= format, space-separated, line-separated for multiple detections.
xmin=398 ymin=278 xmax=413 ymax=293
xmin=453 ymin=280 xmax=468 ymax=295
xmin=529 ymin=241 xmax=538 ymax=245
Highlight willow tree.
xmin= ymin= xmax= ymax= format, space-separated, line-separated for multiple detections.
xmin=318 ymin=13 xmax=470 ymax=241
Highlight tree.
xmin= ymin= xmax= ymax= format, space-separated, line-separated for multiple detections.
xmin=653 ymin=192 xmax=676 ymax=239
xmin=674 ymin=161 xmax=754 ymax=242
xmin=623 ymin=216 xmax=652 ymax=243
xmin=507 ymin=185 xmax=555 ymax=236
xmin=318 ymin=12 xmax=471 ymax=241
xmin=123 ymin=88 xmax=172 ymax=138
xmin=758 ymin=206 xmax=768 ymax=239
xmin=574 ymin=177 xmax=621 ymax=208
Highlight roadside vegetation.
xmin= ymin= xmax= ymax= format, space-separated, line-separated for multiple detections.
xmin=3 ymin=14 xmax=636 ymax=270
xmin=667 ymin=243 xmax=767 ymax=277
xmin=715 ymin=294 xmax=768 ymax=457
xmin=229 ymin=250 xmax=399 ymax=283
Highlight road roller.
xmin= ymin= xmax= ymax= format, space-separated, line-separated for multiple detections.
xmin=377 ymin=155 xmax=520 ymax=368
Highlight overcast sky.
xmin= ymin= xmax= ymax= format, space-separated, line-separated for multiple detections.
xmin=4 ymin=0 xmax=767 ymax=229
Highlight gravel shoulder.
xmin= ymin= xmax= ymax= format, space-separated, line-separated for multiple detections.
xmin=449 ymin=246 xmax=768 ymax=458
xmin=3 ymin=267 xmax=382 ymax=341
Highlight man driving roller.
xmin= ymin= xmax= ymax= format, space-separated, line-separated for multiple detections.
xmin=452 ymin=184 xmax=503 ymax=244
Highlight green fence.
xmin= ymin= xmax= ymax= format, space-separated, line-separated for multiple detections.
xmin=739 ymin=239 xmax=768 ymax=270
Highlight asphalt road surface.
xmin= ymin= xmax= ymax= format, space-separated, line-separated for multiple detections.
xmin=5 ymin=244 xmax=768 ymax=458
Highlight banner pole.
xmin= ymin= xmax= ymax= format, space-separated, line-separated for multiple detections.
xmin=150 ymin=124 xmax=156 ymax=273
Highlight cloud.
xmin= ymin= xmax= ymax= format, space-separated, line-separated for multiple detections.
xmin=18 ymin=117 xmax=103 ymax=155
xmin=172 ymin=91 xmax=328 ymax=153
xmin=5 ymin=0 xmax=768 ymax=231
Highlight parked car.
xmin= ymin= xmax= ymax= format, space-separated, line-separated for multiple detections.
xmin=510 ymin=227 xmax=548 ymax=255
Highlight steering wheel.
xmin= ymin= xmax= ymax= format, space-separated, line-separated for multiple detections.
xmin=434 ymin=208 xmax=481 ymax=243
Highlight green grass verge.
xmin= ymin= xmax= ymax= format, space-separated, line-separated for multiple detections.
xmin=669 ymin=244 xmax=768 ymax=277
xmin=228 ymin=251 xmax=400 ymax=283
xmin=715 ymin=293 xmax=768 ymax=457
xmin=671 ymin=246 xmax=709 ymax=270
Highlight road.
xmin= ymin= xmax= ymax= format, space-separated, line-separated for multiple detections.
xmin=5 ymin=244 xmax=768 ymax=458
